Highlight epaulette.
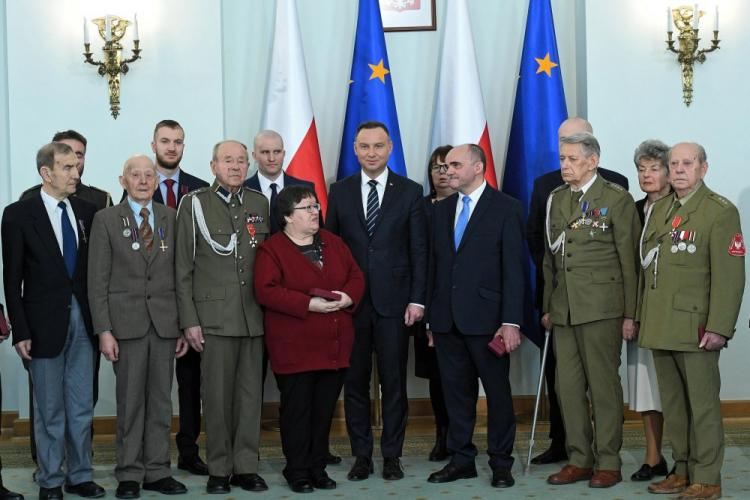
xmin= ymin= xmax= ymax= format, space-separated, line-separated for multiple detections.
xmin=603 ymin=179 xmax=625 ymax=192
xmin=188 ymin=186 xmax=211 ymax=197
xmin=242 ymin=186 xmax=265 ymax=197
xmin=707 ymin=192 xmax=733 ymax=209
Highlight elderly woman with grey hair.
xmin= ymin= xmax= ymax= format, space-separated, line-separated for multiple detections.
xmin=628 ymin=139 xmax=671 ymax=482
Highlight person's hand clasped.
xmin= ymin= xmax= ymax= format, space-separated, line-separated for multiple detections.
xmin=184 ymin=325 xmax=205 ymax=353
xmin=497 ymin=324 xmax=522 ymax=353
xmin=699 ymin=330 xmax=726 ymax=351
xmin=99 ymin=331 xmax=120 ymax=362
xmin=622 ymin=318 xmax=637 ymax=341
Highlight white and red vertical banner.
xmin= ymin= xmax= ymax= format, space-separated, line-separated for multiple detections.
xmin=262 ymin=0 xmax=328 ymax=215
xmin=429 ymin=0 xmax=497 ymax=188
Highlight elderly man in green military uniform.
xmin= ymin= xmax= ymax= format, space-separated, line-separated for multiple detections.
xmin=638 ymin=142 xmax=744 ymax=500
xmin=175 ymin=140 xmax=270 ymax=494
xmin=541 ymin=132 xmax=640 ymax=489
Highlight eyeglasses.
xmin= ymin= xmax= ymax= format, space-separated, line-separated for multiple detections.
xmin=293 ymin=203 xmax=321 ymax=213
xmin=430 ymin=163 xmax=448 ymax=173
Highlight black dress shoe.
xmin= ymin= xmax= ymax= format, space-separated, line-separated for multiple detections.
xmin=39 ymin=487 xmax=63 ymax=500
xmin=427 ymin=462 xmax=478 ymax=483
xmin=287 ymin=479 xmax=313 ymax=494
xmin=229 ymin=473 xmax=268 ymax=492
xmin=311 ymin=472 xmax=336 ymax=490
xmin=383 ymin=457 xmax=404 ymax=480
xmin=64 ymin=481 xmax=106 ymax=498
xmin=0 ymin=484 xmax=23 ymax=500
xmin=347 ymin=456 xmax=374 ymax=481
xmin=631 ymin=457 xmax=668 ymax=481
xmin=491 ymin=467 xmax=515 ymax=488
xmin=325 ymin=451 xmax=342 ymax=465
xmin=177 ymin=456 xmax=209 ymax=476
xmin=143 ymin=477 xmax=187 ymax=495
xmin=115 ymin=481 xmax=140 ymax=499
xmin=530 ymin=446 xmax=568 ymax=465
xmin=206 ymin=476 xmax=230 ymax=494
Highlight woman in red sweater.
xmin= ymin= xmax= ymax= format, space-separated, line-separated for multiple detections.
xmin=254 ymin=185 xmax=364 ymax=494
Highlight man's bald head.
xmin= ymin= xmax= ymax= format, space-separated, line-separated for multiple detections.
xmin=558 ymin=117 xmax=593 ymax=139
xmin=120 ymin=154 xmax=158 ymax=204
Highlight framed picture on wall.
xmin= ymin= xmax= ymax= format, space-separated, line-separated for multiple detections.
xmin=379 ymin=0 xmax=436 ymax=32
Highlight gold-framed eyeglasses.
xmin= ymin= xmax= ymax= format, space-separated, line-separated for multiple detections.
xmin=293 ymin=203 xmax=321 ymax=213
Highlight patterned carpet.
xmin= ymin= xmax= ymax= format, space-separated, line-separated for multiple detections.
xmin=2 ymin=426 xmax=750 ymax=498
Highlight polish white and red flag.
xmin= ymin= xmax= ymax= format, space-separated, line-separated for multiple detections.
xmin=262 ymin=0 xmax=328 ymax=215
xmin=430 ymin=0 xmax=497 ymax=188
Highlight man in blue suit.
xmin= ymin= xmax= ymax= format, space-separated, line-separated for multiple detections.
xmin=426 ymin=144 xmax=525 ymax=489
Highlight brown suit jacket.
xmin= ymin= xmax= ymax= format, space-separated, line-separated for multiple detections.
xmin=88 ymin=200 xmax=180 ymax=340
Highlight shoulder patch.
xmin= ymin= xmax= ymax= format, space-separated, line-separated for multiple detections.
xmin=603 ymin=180 xmax=625 ymax=192
xmin=707 ymin=192 xmax=731 ymax=208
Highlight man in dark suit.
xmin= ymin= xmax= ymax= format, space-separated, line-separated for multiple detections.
xmin=244 ymin=130 xmax=315 ymax=234
xmin=88 ymin=155 xmax=189 ymax=498
xmin=525 ymin=117 xmax=629 ymax=465
xmin=131 ymin=119 xmax=211 ymax=475
xmin=0 ymin=304 xmax=24 ymax=500
xmin=20 ymin=130 xmax=113 ymax=474
xmin=426 ymin=144 xmax=524 ymax=488
xmin=326 ymin=121 xmax=427 ymax=481
xmin=2 ymin=142 xmax=104 ymax=499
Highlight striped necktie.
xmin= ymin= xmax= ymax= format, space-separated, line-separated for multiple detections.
xmin=365 ymin=180 xmax=380 ymax=237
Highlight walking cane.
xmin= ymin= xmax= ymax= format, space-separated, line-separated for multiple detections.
xmin=524 ymin=329 xmax=551 ymax=475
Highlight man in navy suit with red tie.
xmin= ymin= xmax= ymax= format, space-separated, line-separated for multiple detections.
xmin=2 ymin=142 xmax=104 ymax=499
xmin=326 ymin=121 xmax=427 ymax=481
xmin=426 ymin=144 xmax=525 ymax=489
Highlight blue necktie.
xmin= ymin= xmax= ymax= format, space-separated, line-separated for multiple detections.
xmin=58 ymin=201 xmax=77 ymax=277
xmin=454 ymin=195 xmax=471 ymax=249
xmin=365 ymin=180 xmax=380 ymax=237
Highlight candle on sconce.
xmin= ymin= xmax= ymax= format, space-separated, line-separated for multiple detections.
xmin=83 ymin=17 xmax=90 ymax=45
xmin=693 ymin=4 xmax=699 ymax=29
xmin=666 ymin=6 xmax=672 ymax=32
xmin=134 ymin=13 xmax=139 ymax=40
xmin=714 ymin=5 xmax=719 ymax=31
xmin=105 ymin=15 xmax=111 ymax=41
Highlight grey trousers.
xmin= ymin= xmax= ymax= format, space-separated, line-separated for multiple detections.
xmin=113 ymin=326 xmax=177 ymax=482
xmin=30 ymin=297 xmax=94 ymax=488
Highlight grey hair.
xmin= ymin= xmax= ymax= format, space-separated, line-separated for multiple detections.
xmin=633 ymin=140 xmax=669 ymax=170
xmin=36 ymin=142 xmax=74 ymax=172
xmin=560 ymin=132 xmax=600 ymax=158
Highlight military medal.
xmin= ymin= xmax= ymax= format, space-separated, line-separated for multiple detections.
xmin=131 ymin=241 xmax=140 ymax=250
xmin=246 ymin=221 xmax=258 ymax=248
xmin=158 ymin=227 xmax=168 ymax=252
xmin=122 ymin=228 xmax=131 ymax=238
xmin=77 ymin=220 xmax=87 ymax=243
xmin=687 ymin=232 xmax=696 ymax=253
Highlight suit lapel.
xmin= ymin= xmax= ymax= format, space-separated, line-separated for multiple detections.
xmin=456 ymin=188 xmax=492 ymax=252
xmin=30 ymin=196 xmax=67 ymax=271
xmin=371 ymin=170 xmax=399 ymax=236
xmin=672 ymin=183 xmax=707 ymax=229
xmin=443 ymin=193 xmax=458 ymax=254
xmin=350 ymin=173 xmax=367 ymax=231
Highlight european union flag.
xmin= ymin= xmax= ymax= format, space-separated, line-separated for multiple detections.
xmin=502 ymin=0 xmax=567 ymax=347
xmin=337 ymin=0 xmax=406 ymax=179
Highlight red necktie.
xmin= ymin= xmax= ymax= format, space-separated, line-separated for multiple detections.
xmin=164 ymin=179 xmax=177 ymax=209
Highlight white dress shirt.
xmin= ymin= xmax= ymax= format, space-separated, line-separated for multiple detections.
xmin=454 ymin=180 xmax=487 ymax=227
xmin=361 ymin=168 xmax=389 ymax=215
xmin=40 ymin=188 xmax=79 ymax=252
xmin=257 ymin=171 xmax=284 ymax=204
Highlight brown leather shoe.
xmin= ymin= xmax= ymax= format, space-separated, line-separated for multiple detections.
xmin=589 ymin=469 xmax=622 ymax=488
xmin=648 ymin=473 xmax=689 ymax=494
xmin=676 ymin=483 xmax=722 ymax=499
xmin=547 ymin=465 xmax=593 ymax=485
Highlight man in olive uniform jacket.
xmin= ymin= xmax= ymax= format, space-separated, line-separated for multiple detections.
xmin=88 ymin=155 xmax=189 ymax=498
xmin=542 ymin=132 xmax=640 ymax=488
xmin=638 ymin=142 xmax=744 ymax=500
xmin=175 ymin=140 xmax=269 ymax=494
